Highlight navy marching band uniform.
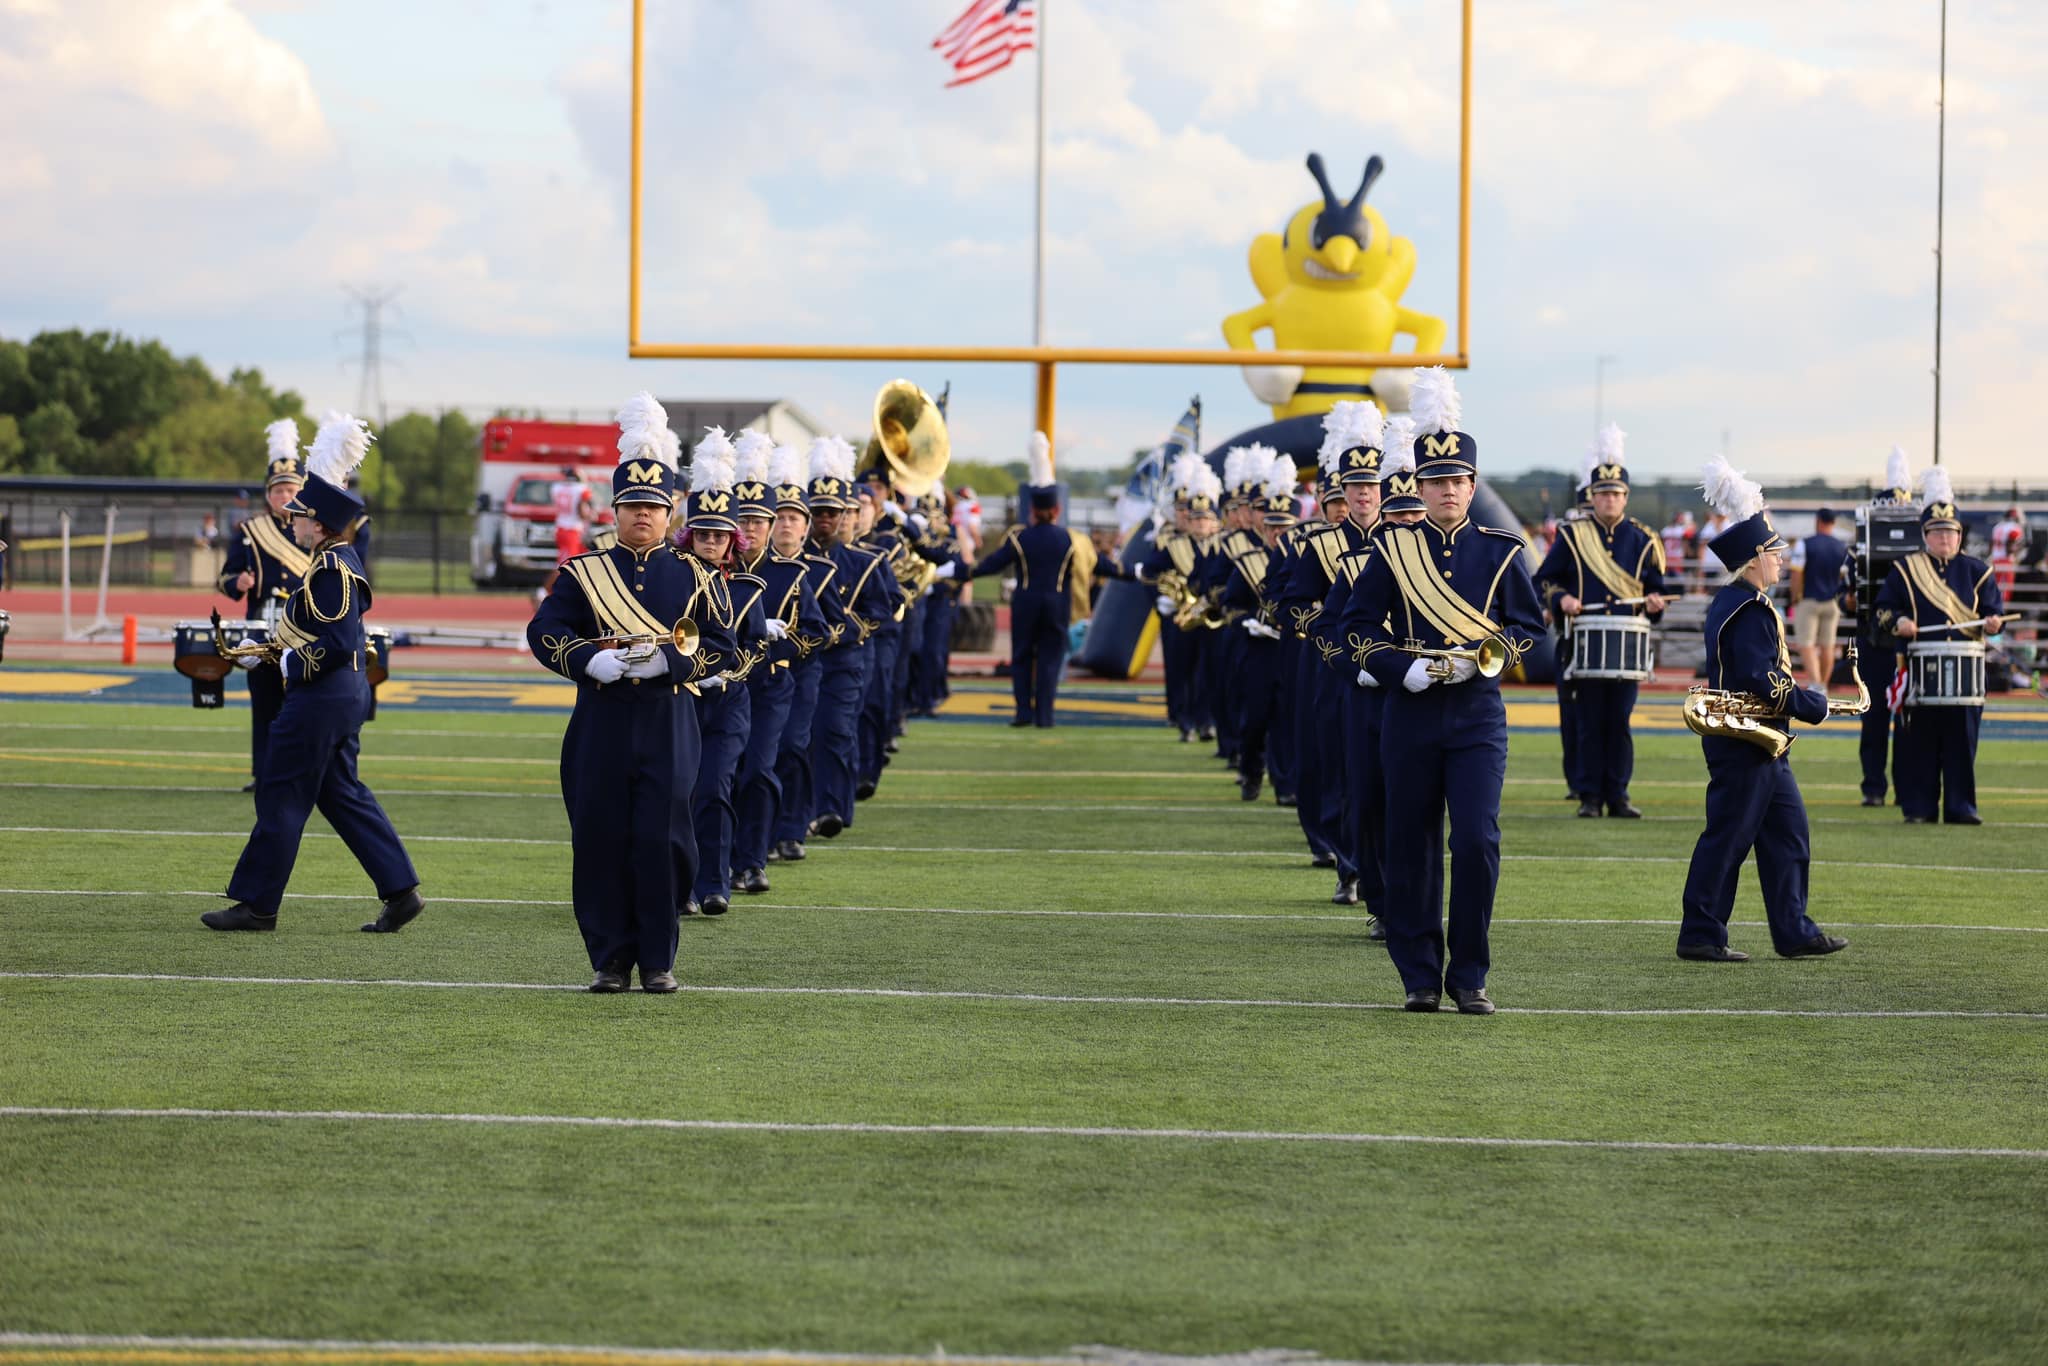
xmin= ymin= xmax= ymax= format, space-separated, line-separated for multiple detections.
xmin=968 ymin=484 xmax=1082 ymax=728
xmin=217 ymin=423 xmax=309 ymax=782
xmin=1873 ymin=478 xmax=2002 ymax=825
xmin=772 ymin=503 xmax=848 ymax=859
xmin=1132 ymin=500 xmax=1210 ymax=741
xmin=1534 ymin=441 xmax=1666 ymax=818
xmin=733 ymin=534 xmax=827 ymax=890
xmin=1342 ymin=383 xmax=1542 ymax=1012
xmin=1677 ymin=480 xmax=1846 ymax=961
xmin=854 ymin=485 xmax=909 ymax=796
xmin=1218 ymin=487 xmax=1294 ymax=801
xmin=1274 ymin=488 xmax=1355 ymax=870
xmin=206 ymin=414 xmax=421 ymax=935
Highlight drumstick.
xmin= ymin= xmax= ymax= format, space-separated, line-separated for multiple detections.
xmin=1916 ymin=614 xmax=2022 ymax=635
xmin=1580 ymin=593 xmax=1681 ymax=613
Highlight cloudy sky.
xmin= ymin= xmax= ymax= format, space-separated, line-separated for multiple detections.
xmin=3 ymin=0 xmax=2043 ymax=485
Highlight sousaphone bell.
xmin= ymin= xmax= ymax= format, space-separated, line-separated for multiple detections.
xmin=862 ymin=379 xmax=951 ymax=499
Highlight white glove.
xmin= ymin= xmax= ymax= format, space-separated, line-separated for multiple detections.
xmin=234 ymin=637 xmax=260 ymax=670
xmin=584 ymin=648 xmax=629 ymax=685
xmin=907 ymin=512 xmax=929 ymax=536
xmin=764 ymin=617 xmax=790 ymax=640
xmin=1402 ymin=658 xmax=1436 ymax=693
xmin=1445 ymin=656 xmax=1479 ymax=684
xmin=1240 ymin=618 xmax=1280 ymax=640
xmin=883 ymin=499 xmax=904 ymax=520
xmin=933 ymin=561 xmax=958 ymax=580
xmin=278 ymin=648 xmax=295 ymax=680
xmin=624 ymin=651 xmax=669 ymax=680
xmin=1356 ymin=668 xmax=1381 ymax=689
xmin=699 ymin=674 xmax=727 ymax=692
xmin=1156 ymin=594 xmax=1177 ymax=615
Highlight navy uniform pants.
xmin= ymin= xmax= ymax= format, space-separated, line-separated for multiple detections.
xmin=1009 ymin=592 xmax=1068 ymax=727
xmin=1211 ymin=629 xmax=1243 ymax=759
xmin=689 ymin=681 xmax=752 ymax=903
xmin=1894 ymin=704 xmax=1980 ymax=822
xmin=814 ymin=654 xmax=868 ymax=824
xmin=1377 ymin=683 xmax=1507 ymax=995
xmin=1555 ymin=632 xmax=1581 ymax=794
xmin=1855 ymin=642 xmax=1896 ymax=802
xmin=912 ymin=592 xmax=954 ymax=714
xmin=734 ymin=666 xmax=796 ymax=873
xmin=1679 ymin=738 xmax=1822 ymax=953
xmin=1338 ymin=678 xmax=1385 ymax=904
xmin=1573 ymin=678 xmax=1639 ymax=804
xmin=1291 ymin=655 xmax=1340 ymax=865
xmin=1158 ymin=615 xmax=1193 ymax=730
xmin=892 ymin=597 xmax=922 ymax=731
xmin=1268 ymin=635 xmax=1299 ymax=798
xmin=245 ymin=660 xmax=285 ymax=781
xmin=226 ymin=671 xmax=417 ymax=918
xmin=859 ymin=629 xmax=901 ymax=783
xmin=774 ymin=661 xmax=823 ymax=844
xmin=1231 ymin=635 xmax=1280 ymax=784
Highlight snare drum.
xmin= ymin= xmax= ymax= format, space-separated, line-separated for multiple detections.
xmin=174 ymin=621 xmax=238 ymax=682
xmin=365 ymin=627 xmax=392 ymax=687
xmin=1906 ymin=639 xmax=1985 ymax=707
xmin=1567 ymin=613 xmax=1653 ymax=682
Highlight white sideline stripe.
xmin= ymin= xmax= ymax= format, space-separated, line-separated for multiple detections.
xmin=1 ymin=887 xmax=2043 ymax=936
xmin=0 ymin=783 xmax=1238 ymax=813
xmin=7 ymin=971 xmax=2045 ymax=1021
xmin=0 ymin=722 xmax=560 ymax=741
xmin=0 ymin=745 xmax=556 ymax=766
xmin=4 ymin=1105 xmax=2043 ymax=1160
xmin=8 ymin=826 xmax=2048 ymax=878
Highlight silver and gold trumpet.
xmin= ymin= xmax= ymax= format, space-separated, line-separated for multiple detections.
xmin=1401 ymin=631 xmax=1513 ymax=682
xmin=588 ymin=617 xmax=701 ymax=663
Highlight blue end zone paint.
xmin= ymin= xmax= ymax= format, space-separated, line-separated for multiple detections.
xmin=4 ymin=665 xmax=2046 ymax=738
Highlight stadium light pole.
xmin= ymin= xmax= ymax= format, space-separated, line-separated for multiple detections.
xmin=1932 ymin=0 xmax=1947 ymax=466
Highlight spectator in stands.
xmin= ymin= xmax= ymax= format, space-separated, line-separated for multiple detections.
xmin=1660 ymin=510 xmax=1693 ymax=584
xmin=1991 ymin=506 xmax=2025 ymax=601
xmin=952 ymin=485 xmax=984 ymax=600
xmin=1697 ymin=509 xmax=1729 ymax=588
xmin=196 ymin=512 xmax=220 ymax=549
xmin=1788 ymin=507 xmax=1850 ymax=687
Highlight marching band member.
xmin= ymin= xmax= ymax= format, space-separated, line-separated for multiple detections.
xmin=217 ymin=418 xmax=309 ymax=789
xmin=525 ymin=394 xmax=734 ymax=990
xmin=908 ymin=488 xmax=960 ymax=718
xmin=1203 ymin=448 xmax=1267 ymax=768
xmin=808 ymin=440 xmax=895 ymax=837
xmin=966 ymin=433 xmax=1075 ymax=729
xmin=769 ymin=440 xmax=853 ymax=862
xmin=206 ymin=412 xmax=422 ymax=935
xmin=854 ymin=476 xmax=907 ymax=801
xmin=1848 ymin=447 xmax=1915 ymax=806
xmin=1284 ymin=402 xmax=1386 ymax=898
xmin=682 ymin=429 xmax=767 ymax=917
xmin=1272 ymin=424 xmax=1359 ymax=866
xmin=1550 ymin=453 xmax=1596 ymax=801
xmin=1219 ymin=451 xmax=1299 ymax=802
xmin=1134 ymin=453 xmax=1213 ymax=742
xmin=1875 ymin=466 xmax=2004 ymax=826
xmin=1677 ymin=457 xmax=1848 ymax=962
xmin=1534 ymin=424 xmax=1668 ymax=819
xmin=1340 ymin=370 xmax=1542 ymax=1013
xmin=733 ymin=444 xmax=828 ymax=894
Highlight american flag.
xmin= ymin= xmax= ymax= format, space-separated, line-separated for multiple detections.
xmin=1885 ymin=659 xmax=1910 ymax=713
xmin=933 ymin=0 xmax=1036 ymax=88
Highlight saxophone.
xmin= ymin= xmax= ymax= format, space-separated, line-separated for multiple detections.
xmin=1682 ymin=642 xmax=1871 ymax=756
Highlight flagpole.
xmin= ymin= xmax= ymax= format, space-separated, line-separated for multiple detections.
xmin=1032 ymin=0 xmax=1053 ymax=463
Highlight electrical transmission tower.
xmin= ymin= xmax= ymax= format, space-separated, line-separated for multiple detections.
xmin=339 ymin=284 xmax=404 ymax=426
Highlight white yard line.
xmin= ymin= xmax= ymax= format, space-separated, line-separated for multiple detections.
xmin=5 ymin=970 xmax=2043 ymax=1021
xmin=2 ymin=1106 xmax=2042 ymax=1160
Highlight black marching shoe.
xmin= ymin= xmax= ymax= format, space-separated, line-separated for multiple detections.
xmin=1179 ymin=727 xmax=1194 ymax=743
xmin=1332 ymin=877 xmax=1359 ymax=906
xmin=1860 ymin=795 xmax=1886 ymax=808
xmin=1451 ymin=987 xmax=1497 ymax=1015
xmin=1404 ymin=989 xmax=1441 ymax=1013
xmin=1366 ymin=915 xmax=1387 ymax=943
xmin=884 ymin=737 xmax=900 ymax=754
xmin=1275 ymin=792 xmax=1297 ymax=808
xmin=1606 ymin=800 xmax=1642 ymax=819
xmin=200 ymin=903 xmax=276 ymax=932
xmin=1576 ymin=796 xmax=1602 ymax=819
xmin=813 ymin=813 xmax=844 ymax=839
xmin=641 ymin=971 xmax=679 ymax=994
xmin=736 ymin=868 xmax=770 ymax=895
xmin=589 ymin=965 xmax=630 ymax=993
xmin=1009 ymin=717 xmax=1032 ymax=728
xmin=680 ymin=898 xmax=700 ymax=917
xmin=1780 ymin=934 xmax=1849 ymax=958
xmin=240 ymin=779 xmax=258 ymax=793
xmin=361 ymin=886 xmax=425 ymax=933
xmin=764 ymin=845 xmax=781 ymax=863
xmin=1239 ymin=773 xmax=1263 ymax=802
xmin=854 ymin=781 xmax=877 ymax=801
xmin=1310 ymin=852 xmax=1337 ymax=869
xmin=777 ymin=839 xmax=807 ymax=862
xmin=1196 ymin=727 xmax=1215 ymax=742
xmin=1902 ymin=815 xmax=1933 ymax=825
xmin=700 ymin=895 xmax=731 ymax=917
xmin=1945 ymin=811 xmax=1983 ymax=826
xmin=1676 ymin=942 xmax=1751 ymax=962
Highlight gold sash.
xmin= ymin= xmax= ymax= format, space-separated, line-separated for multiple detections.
xmin=1901 ymin=553 xmax=1977 ymax=634
xmin=245 ymin=514 xmax=311 ymax=578
xmin=1310 ymin=526 xmax=1349 ymax=584
xmin=563 ymin=552 xmax=676 ymax=640
xmin=1238 ymin=548 xmax=1269 ymax=593
xmin=1165 ymin=536 xmax=1196 ymax=576
xmin=1563 ymin=519 xmax=1642 ymax=601
xmin=1382 ymin=526 xmax=1499 ymax=645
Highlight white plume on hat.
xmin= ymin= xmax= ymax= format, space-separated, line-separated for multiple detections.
xmin=615 ymin=392 xmax=673 ymax=468
xmin=1168 ymin=450 xmax=1208 ymax=496
xmin=690 ymin=426 xmax=737 ymax=494
xmin=1698 ymin=454 xmax=1765 ymax=523
xmin=1592 ymin=422 xmax=1626 ymax=466
xmin=1920 ymin=465 xmax=1954 ymax=510
xmin=767 ymin=443 xmax=806 ymax=489
xmin=1027 ymin=430 xmax=1054 ymax=488
xmin=307 ymin=411 xmax=373 ymax=487
xmin=1381 ymin=417 xmax=1417 ymax=479
xmin=1409 ymin=366 xmax=1462 ymax=437
xmin=1262 ymin=452 xmax=1297 ymax=500
xmin=808 ymin=435 xmax=856 ymax=483
xmin=1577 ymin=448 xmax=1600 ymax=491
xmin=1317 ymin=399 xmax=1384 ymax=468
xmin=1192 ymin=465 xmax=1224 ymax=503
xmin=1885 ymin=445 xmax=1911 ymax=492
xmin=264 ymin=418 xmax=300 ymax=464
xmin=731 ymin=428 xmax=774 ymax=485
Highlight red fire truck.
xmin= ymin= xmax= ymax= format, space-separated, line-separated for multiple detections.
xmin=468 ymin=419 xmax=617 ymax=587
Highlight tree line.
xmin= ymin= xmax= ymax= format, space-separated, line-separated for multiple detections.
xmin=0 ymin=329 xmax=480 ymax=510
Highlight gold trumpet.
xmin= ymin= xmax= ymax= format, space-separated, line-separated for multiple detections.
xmin=1682 ymin=643 xmax=1871 ymax=757
xmin=591 ymin=617 xmax=701 ymax=663
xmin=1401 ymin=631 xmax=1513 ymax=682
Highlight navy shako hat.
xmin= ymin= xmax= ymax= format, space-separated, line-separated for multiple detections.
xmin=1319 ymin=400 xmax=1386 ymax=487
xmin=807 ymin=435 xmax=857 ymax=510
xmin=1587 ymin=423 xmax=1629 ymax=493
xmin=686 ymin=427 xmax=739 ymax=532
xmin=767 ymin=443 xmax=811 ymax=519
xmin=284 ymin=412 xmax=372 ymax=529
xmin=1258 ymin=451 xmax=1299 ymax=527
xmin=1408 ymin=366 xmax=1476 ymax=479
xmin=730 ymin=428 xmax=776 ymax=520
xmin=1918 ymin=466 xmax=1962 ymax=535
xmin=1700 ymin=456 xmax=1786 ymax=570
xmin=1024 ymin=430 xmax=1059 ymax=513
xmin=262 ymin=419 xmax=304 ymax=489
xmin=611 ymin=393 xmax=679 ymax=508
xmin=1377 ymin=416 xmax=1423 ymax=516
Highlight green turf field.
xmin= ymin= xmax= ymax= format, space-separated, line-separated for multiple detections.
xmin=2 ymin=690 xmax=2045 ymax=1366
